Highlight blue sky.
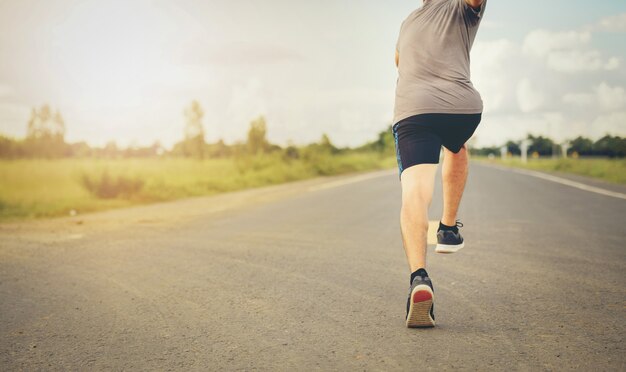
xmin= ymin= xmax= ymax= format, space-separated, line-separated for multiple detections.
xmin=0 ymin=0 xmax=625 ymax=148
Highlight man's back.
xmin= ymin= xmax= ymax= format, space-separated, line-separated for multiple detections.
xmin=393 ymin=0 xmax=487 ymax=125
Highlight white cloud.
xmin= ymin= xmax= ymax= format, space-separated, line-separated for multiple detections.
xmin=523 ymin=30 xmax=591 ymax=57
xmin=471 ymin=39 xmax=521 ymax=112
xmin=594 ymin=13 xmax=626 ymax=33
xmin=596 ymin=82 xmax=626 ymax=110
xmin=590 ymin=111 xmax=626 ymax=138
xmin=522 ymin=29 xmax=620 ymax=73
xmin=517 ymin=78 xmax=546 ymax=113
xmin=563 ymin=82 xmax=626 ymax=111
xmin=562 ymin=92 xmax=593 ymax=106
xmin=546 ymin=51 xmax=619 ymax=73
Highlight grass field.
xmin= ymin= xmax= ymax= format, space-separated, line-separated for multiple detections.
xmin=5 ymin=154 xmax=621 ymax=222
xmin=477 ymin=157 xmax=626 ymax=185
xmin=0 ymin=153 xmax=396 ymax=221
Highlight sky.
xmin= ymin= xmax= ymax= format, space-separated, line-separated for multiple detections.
xmin=0 ymin=0 xmax=625 ymax=148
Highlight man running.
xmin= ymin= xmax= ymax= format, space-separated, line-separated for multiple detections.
xmin=392 ymin=0 xmax=487 ymax=327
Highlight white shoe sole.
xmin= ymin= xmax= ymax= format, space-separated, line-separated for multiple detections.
xmin=406 ymin=284 xmax=435 ymax=328
xmin=435 ymin=241 xmax=465 ymax=254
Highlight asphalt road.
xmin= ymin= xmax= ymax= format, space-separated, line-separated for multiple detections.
xmin=1 ymin=163 xmax=625 ymax=371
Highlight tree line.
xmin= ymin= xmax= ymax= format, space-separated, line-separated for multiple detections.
xmin=0 ymin=101 xmax=395 ymax=159
xmin=472 ymin=134 xmax=626 ymax=158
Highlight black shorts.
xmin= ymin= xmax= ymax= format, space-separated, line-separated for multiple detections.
xmin=392 ymin=113 xmax=481 ymax=179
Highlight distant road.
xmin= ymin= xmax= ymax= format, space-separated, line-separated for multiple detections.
xmin=1 ymin=163 xmax=625 ymax=370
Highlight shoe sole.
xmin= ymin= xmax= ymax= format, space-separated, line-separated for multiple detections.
xmin=405 ymin=284 xmax=435 ymax=328
xmin=435 ymin=241 xmax=465 ymax=254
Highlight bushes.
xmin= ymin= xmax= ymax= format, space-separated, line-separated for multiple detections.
xmin=475 ymin=135 xmax=626 ymax=158
xmin=81 ymin=170 xmax=144 ymax=199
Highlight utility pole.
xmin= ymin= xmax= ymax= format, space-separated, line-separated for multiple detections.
xmin=561 ymin=141 xmax=570 ymax=159
xmin=521 ymin=139 xmax=530 ymax=164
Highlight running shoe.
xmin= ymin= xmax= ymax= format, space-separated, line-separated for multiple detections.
xmin=435 ymin=220 xmax=465 ymax=254
xmin=406 ymin=272 xmax=435 ymax=328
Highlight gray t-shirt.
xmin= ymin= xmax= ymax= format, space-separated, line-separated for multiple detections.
xmin=393 ymin=0 xmax=487 ymax=125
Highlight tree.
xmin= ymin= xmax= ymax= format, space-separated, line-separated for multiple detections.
xmin=593 ymin=135 xmax=626 ymax=158
xmin=568 ymin=136 xmax=593 ymax=156
xmin=471 ymin=146 xmax=499 ymax=157
xmin=68 ymin=141 xmax=92 ymax=157
xmin=103 ymin=141 xmax=119 ymax=158
xmin=0 ymin=135 xmax=21 ymax=158
xmin=53 ymin=110 xmax=66 ymax=139
xmin=27 ymin=105 xmax=65 ymax=140
xmin=354 ymin=125 xmax=394 ymax=154
xmin=282 ymin=140 xmax=300 ymax=161
xmin=207 ymin=139 xmax=231 ymax=158
xmin=527 ymin=134 xmax=554 ymax=156
xmin=182 ymin=100 xmax=206 ymax=159
xmin=505 ymin=140 xmax=521 ymax=156
xmin=319 ymin=133 xmax=339 ymax=154
xmin=246 ymin=116 xmax=270 ymax=155
xmin=24 ymin=104 xmax=67 ymax=157
xmin=371 ymin=126 xmax=395 ymax=154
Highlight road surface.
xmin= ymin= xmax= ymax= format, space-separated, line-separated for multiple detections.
xmin=1 ymin=163 xmax=625 ymax=370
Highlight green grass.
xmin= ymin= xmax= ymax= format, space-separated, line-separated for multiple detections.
xmin=476 ymin=157 xmax=626 ymax=185
xmin=0 ymin=152 xmax=396 ymax=221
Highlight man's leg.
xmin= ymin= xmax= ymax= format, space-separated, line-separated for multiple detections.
xmin=400 ymin=164 xmax=438 ymax=272
xmin=441 ymin=144 xmax=469 ymax=226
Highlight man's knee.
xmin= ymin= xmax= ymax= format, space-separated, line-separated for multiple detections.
xmin=402 ymin=187 xmax=432 ymax=207
xmin=400 ymin=203 xmax=429 ymax=230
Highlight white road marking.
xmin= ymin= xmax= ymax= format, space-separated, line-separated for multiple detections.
xmin=307 ymin=169 xmax=396 ymax=192
xmin=498 ymin=166 xmax=626 ymax=200
xmin=428 ymin=221 xmax=438 ymax=245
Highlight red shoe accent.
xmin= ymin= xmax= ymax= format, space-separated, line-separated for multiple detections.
xmin=413 ymin=290 xmax=432 ymax=303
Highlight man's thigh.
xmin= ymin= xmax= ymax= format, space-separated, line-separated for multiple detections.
xmin=392 ymin=117 xmax=443 ymax=181
xmin=400 ymin=164 xmax=438 ymax=203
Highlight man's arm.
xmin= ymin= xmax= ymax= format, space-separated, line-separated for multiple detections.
xmin=464 ymin=0 xmax=484 ymax=10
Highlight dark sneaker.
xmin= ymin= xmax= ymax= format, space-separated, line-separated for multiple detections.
xmin=405 ymin=272 xmax=435 ymax=328
xmin=435 ymin=221 xmax=465 ymax=254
